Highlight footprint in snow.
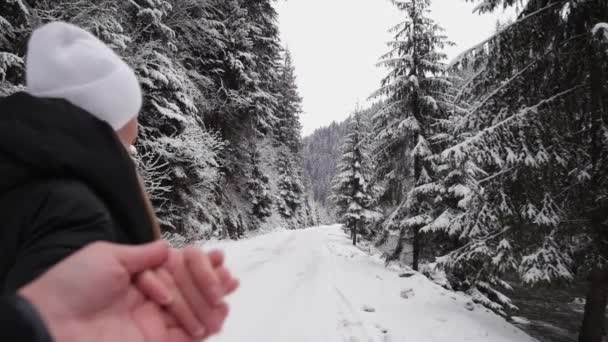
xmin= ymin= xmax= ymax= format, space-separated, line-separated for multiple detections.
xmin=339 ymin=319 xmax=362 ymax=328
xmin=374 ymin=323 xmax=388 ymax=334
xmin=362 ymin=305 xmax=376 ymax=313
xmin=465 ymin=301 xmax=475 ymax=311
xmin=400 ymin=288 xmax=415 ymax=299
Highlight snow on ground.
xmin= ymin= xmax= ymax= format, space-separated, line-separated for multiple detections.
xmin=205 ymin=225 xmax=536 ymax=342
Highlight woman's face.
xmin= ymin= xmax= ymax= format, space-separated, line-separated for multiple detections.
xmin=117 ymin=118 xmax=138 ymax=147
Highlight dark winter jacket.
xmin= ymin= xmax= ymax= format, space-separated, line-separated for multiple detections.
xmin=0 ymin=295 xmax=53 ymax=342
xmin=0 ymin=92 xmax=156 ymax=292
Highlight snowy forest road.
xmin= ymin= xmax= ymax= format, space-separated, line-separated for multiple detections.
xmin=207 ymin=225 xmax=536 ymax=342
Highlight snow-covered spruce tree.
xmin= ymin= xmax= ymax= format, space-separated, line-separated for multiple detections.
xmin=191 ymin=0 xmax=304 ymax=236
xmin=299 ymin=193 xmax=317 ymax=228
xmin=247 ymin=148 xmax=273 ymax=222
xmin=203 ymin=0 xmax=271 ymax=137
xmin=332 ymin=112 xmax=380 ymax=245
xmin=411 ymin=63 xmax=519 ymax=313
xmin=371 ymin=0 xmax=452 ymax=270
xmin=420 ymin=92 xmax=514 ymax=313
xmin=239 ymin=0 xmax=282 ymax=134
xmin=302 ymin=102 xmax=383 ymax=218
xmin=0 ymin=0 xmax=29 ymax=95
xmin=300 ymin=176 xmax=319 ymax=227
xmin=131 ymin=0 xmax=314 ymax=236
xmin=197 ymin=0 xmax=282 ymax=159
xmin=272 ymin=46 xmax=311 ymax=229
xmin=430 ymin=0 xmax=608 ymax=332
xmin=165 ymin=0 xmax=273 ymax=237
xmin=276 ymin=149 xmax=306 ymax=229
xmin=275 ymin=49 xmax=303 ymax=153
xmin=120 ymin=0 xmax=227 ymax=238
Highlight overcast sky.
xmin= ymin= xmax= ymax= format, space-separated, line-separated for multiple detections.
xmin=275 ymin=0 xmax=514 ymax=136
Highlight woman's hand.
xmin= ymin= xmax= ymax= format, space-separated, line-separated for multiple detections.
xmin=135 ymin=247 xmax=239 ymax=339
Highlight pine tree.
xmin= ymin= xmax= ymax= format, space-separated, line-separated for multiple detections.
xmin=372 ymin=0 xmax=452 ymax=270
xmin=302 ymin=102 xmax=384 ymax=217
xmin=0 ymin=0 xmax=28 ymax=96
xmin=238 ymin=0 xmax=282 ymax=133
xmin=299 ymin=194 xmax=317 ymax=228
xmin=122 ymin=0 xmax=230 ymax=237
xmin=276 ymin=149 xmax=305 ymax=227
xmin=247 ymin=148 xmax=273 ymax=221
xmin=428 ymin=0 xmax=608 ymax=332
xmin=275 ymin=49 xmax=303 ymax=153
xmin=332 ymin=112 xmax=380 ymax=245
xmin=271 ymin=45 xmax=312 ymax=229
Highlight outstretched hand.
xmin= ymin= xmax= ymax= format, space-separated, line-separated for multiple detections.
xmin=19 ymin=241 xmax=238 ymax=342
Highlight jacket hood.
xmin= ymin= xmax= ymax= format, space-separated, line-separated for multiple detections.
xmin=0 ymin=92 xmax=155 ymax=244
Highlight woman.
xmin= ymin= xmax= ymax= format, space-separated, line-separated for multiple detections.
xmin=0 ymin=22 xmax=237 ymax=338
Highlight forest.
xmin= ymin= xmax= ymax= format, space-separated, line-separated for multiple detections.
xmin=318 ymin=0 xmax=608 ymax=341
xmin=0 ymin=0 xmax=319 ymax=244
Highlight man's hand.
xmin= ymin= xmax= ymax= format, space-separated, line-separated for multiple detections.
xmin=19 ymin=241 xmax=201 ymax=342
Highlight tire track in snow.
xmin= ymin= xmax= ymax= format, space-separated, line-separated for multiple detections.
xmin=323 ymin=229 xmax=377 ymax=342
xmin=335 ymin=287 xmax=375 ymax=342
xmin=324 ymin=230 xmax=390 ymax=342
xmin=236 ymin=231 xmax=297 ymax=275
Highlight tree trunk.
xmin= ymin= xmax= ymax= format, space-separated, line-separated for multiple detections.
xmin=412 ymin=227 xmax=420 ymax=271
xmin=385 ymin=228 xmax=405 ymax=266
xmin=412 ymin=150 xmax=422 ymax=271
xmin=578 ymin=14 xmax=608 ymax=342
xmin=352 ymin=221 xmax=358 ymax=246
xmin=578 ymin=266 xmax=608 ymax=342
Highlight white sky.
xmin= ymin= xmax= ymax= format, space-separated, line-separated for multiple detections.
xmin=275 ymin=0 xmax=514 ymax=136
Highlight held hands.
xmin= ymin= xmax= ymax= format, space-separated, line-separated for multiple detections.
xmin=20 ymin=241 xmax=239 ymax=342
xmin=136 ymin=247 xmax=239 ymax=339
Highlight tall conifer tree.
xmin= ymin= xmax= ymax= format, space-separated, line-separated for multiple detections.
xmin=372 ymin=0 xmax=452 ymax=270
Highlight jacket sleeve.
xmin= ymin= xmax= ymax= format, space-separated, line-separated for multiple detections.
xmin=4 ymin=180 xmax=118 ymax=292
xmin=0 ymin=295 xmax=53 ymax=342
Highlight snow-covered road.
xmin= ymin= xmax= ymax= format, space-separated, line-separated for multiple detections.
xmin=207 ymin=225 xmax=536 ymax=342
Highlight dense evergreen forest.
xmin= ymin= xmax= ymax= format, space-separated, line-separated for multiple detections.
xmin=323 ymin=0 xmax=607 ymax=340
xmin=0 ymin=0 xmax=317 ymax=243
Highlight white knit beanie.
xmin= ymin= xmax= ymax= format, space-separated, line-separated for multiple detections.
xmin=26 ymin=22 xmax=141 ymax=131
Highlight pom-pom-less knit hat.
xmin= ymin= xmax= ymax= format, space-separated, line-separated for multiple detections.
xmin=26 ymin=22 xmax=141 ymax=131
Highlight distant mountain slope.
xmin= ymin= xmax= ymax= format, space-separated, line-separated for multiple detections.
xmin=302 ymin=121 xmax=349 ymax=207
xmin=301 ymin=103 xmax=382 ymax=212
